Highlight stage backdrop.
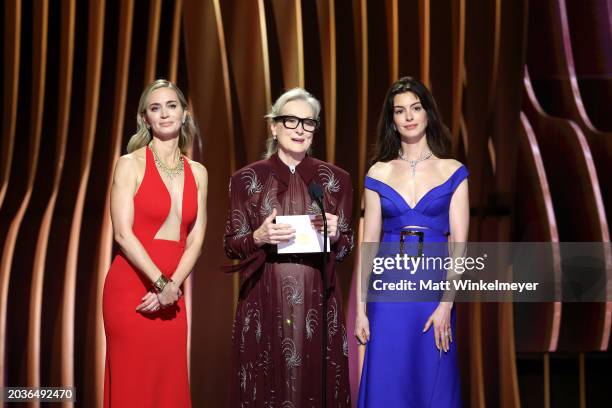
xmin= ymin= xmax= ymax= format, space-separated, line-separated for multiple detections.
xmin=0 ymin=0 xmax=610 ymax=407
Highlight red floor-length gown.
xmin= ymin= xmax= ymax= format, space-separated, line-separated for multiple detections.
xmin=103 ymin=146 xmax=197 ymax=407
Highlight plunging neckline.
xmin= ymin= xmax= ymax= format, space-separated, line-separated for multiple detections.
xmin=366 ymin=165 xmax=465 ymax=210
xmin=148 ymin=146 xmax=186 ymax=240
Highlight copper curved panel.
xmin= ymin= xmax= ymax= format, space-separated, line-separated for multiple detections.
xmin=0 ymin=0 xmax=21 ymax=210
xmin=524 ymin=69 xmax=609 ymax=352
xmin=60 ymin=0 xmax=105 ymax=394
xmin=528 ymin=0 xmax=612 ymax=232
xmin=89 ymin=1 xmax=134 ymax=406
xmin=302 ymin=0 xmax=328 ymax=159
xmin=334 ymin=0 xmax=362 ymax=189
xmin=221 ymin=0 xmax=271 ymax=166
xmin=418 ymin=0 xmax=430 ymax=87
xmin=183 ymin=0 xmax=235 ymax=405
xmin=0 ymin=0 xmax=48 ymax=389
xmin=315 ymin=0 xmax=337 ymax=162
xmin=450 ymin=0 xmax=465 ymax=148
xmin=396 ymin=0 xmax=421 ymax=80
xmin=565 ymin=0 xmax=612 ymax=132
xmin=268 ymin=0 xmax=303 ymax=89
xmin=168 ymin=0 xmax=183 ymax=83
xmin=514 ymin=112 xmax=561 ymax=354
xmin=429 ymin=0 xmax=456 ymax=126
xmin=28 ymin=1 xmax=76 ymax=396
xmin=143 ymin=0 xmax=161 ymax=85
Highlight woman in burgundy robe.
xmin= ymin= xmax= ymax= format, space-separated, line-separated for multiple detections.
xmin=224 ymin=88 xmax=354 ymax=407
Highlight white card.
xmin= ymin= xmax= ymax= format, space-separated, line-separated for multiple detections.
xmin=276 ymin=214 xmax=331 ymax=254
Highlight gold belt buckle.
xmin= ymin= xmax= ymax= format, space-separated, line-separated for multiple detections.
xmin=399 ymin=230 xmax=424 ymax=257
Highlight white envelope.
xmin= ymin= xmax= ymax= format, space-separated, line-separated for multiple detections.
xmin=276 ymin=214 xmax=330 ymax=254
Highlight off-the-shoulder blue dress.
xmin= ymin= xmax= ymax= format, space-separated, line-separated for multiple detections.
xmin=357 ymin=165 xmax=469 ymax=407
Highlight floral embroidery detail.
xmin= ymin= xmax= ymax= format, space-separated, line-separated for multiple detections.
xmin=253 ymin=309 xmax=262 ymax=343
xmin=282 ymin=276 xmax=303 ymax=307
xmin=241 ymin=308 xmax=252 ymax=352
xmin=305 ymin=308 xmax=319 ymax=340
xmin=260 ymin=188 xmax=278 ymax=217
xmin=281 ymin=338 xmax=302 ymax=369
xmin=335 ymin=246 xmax=348 ymax=261
xmin=306 ymin=200 xmax=320 ymax=215
xmin=341 ymin=324 xmax=349 ymax=357
xmin=241 ymin=168 xmax=263 ymax=195
xmin=282 ymin=402 xmax=296 ymax=408
xmin=239 ymin=364 xmax=248 ymax=391
xmin=337 ymin=208 xmax=349 ymax=232
xmin=257 ymin=350 xmax=271 ymax=376
xmin=318 ymin=165 xmax=340 ymax=193
xmin=327 ymin=297 xmax=338 ymax=343
xmin=232 ymin=209 xmax=251 ymax=239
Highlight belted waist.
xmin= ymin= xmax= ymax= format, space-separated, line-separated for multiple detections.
xmin=385 ymin=227 xmax=447 ymax=239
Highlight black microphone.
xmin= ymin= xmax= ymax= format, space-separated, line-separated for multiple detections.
xmin=308 ymin=182 xmax=325 ymax=210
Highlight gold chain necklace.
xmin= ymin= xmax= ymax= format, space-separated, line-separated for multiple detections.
xmin=149 ymin=141 xmax=184 ymax=180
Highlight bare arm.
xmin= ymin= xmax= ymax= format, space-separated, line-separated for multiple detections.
xmin=355 ymin=188 xmax=382 ymax=317
xmin=110 ymin=155 xmax=164 ymax=284
xmin=169 ymin=162 xmax=208 ymax=286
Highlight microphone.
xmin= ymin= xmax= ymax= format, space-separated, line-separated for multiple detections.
xmin=308 ymin=182 xmax=324 ymax=210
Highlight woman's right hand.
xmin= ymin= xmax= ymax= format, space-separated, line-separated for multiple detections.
xmin=157 ymin=280 xmax=181 ymax=307
xmin=355 ymin=313 xmax=371 ymax=345
xmin=253 ymin=208 xmax=295 ymax=246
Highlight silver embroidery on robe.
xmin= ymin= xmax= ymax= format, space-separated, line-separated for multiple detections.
xmin=327 ymin=297 xmax=338 ymax=343
xmin=282 ymin=275 xmax=304 ymax=307
xmin=281 ymin=338 xmax=302 ymax=369
xmin=305 ymin=308 xmax=319 ymax=340
xmin=232 ymin=209 xmax=251 ymax=239
xmin=260 ymin=187 xmax=279 ymax=217
xmin=318 ymin=165 xmax=340 ymax=193
xmin=241 ymin=168 xmax=263 ymax=195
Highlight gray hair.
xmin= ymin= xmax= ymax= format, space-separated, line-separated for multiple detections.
xmin=263 ymin=88 xmax=321 ymax=158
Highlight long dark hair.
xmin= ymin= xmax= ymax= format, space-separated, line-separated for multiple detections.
xmin=371 ymin=76 xmax=452 ymax=165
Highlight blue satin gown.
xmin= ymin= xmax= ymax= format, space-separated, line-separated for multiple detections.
xmin=357 ymin=165 xmax=468 ymax=408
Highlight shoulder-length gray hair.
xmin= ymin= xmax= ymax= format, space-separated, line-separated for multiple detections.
xmin=263 ymin=87 xmax=321 ymax=158
xmin=126 ymin=79 xmax=196 ymax=154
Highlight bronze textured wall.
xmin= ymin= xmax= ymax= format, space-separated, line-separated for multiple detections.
xmin=0 ymin=0 xmax=610 ymax=407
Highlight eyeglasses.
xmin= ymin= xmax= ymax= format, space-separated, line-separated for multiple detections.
xmin=273 ymin=115 xmax=319 ymax=132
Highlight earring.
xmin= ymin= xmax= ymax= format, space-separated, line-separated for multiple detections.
xmin=273 ymin=135 xmax=277 ymax=141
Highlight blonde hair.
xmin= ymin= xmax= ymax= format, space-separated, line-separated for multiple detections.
xmin=127 ymin=79 xmax=196 ymax=154
xmin=263 ymin=88 xmax=321 ymax=158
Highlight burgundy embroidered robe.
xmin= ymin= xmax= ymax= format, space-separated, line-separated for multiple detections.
xmin=224 ymin=153 xmax=354 ymax=407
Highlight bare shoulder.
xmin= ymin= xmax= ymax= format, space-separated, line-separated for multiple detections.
xmin=115 ymin=149 xmax=145 ymax=175
xmin=187 ymin=159 xmax=208 ymax=191
xmin=367 ymin=161 xmax=393 ymax=181
xmin=436 ymin=158 xmax=464 ymax=177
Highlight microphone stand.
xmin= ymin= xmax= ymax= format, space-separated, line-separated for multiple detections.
xmin=314 ymin=197 xmax=328 ymax=408
xmin=309 ymin=181 xmax=329 ymax=408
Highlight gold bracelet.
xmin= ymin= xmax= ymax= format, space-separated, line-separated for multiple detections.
xmin=152 ymin=274 xmax=169 ymax=293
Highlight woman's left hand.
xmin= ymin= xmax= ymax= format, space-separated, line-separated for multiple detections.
xmin=136 ymin=291 xmax=161 ymax=314
xmin=311 ymin=213 xmax=340 ymax=243
xmin=422 ymin=302 xmax=453 ymax=352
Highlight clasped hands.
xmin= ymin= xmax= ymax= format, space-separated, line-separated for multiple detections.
xmin=253 ymin=208 xmax=340 ymax=246
xmin=136 ymin=279 xmax=182 ymax=314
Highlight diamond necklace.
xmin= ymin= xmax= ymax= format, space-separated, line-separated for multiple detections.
xmin=149 ymin=141 xmax=184 ymax=180
xmin=399 ymin=149 xmax=432 ymax=177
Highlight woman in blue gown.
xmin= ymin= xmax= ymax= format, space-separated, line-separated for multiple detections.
xmin=355 ymin=77 xmax=469 ymax=407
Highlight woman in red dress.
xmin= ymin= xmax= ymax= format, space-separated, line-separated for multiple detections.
xmin=103 ymin=79 xmax=207 ymax=407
